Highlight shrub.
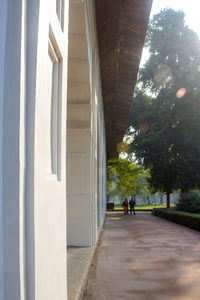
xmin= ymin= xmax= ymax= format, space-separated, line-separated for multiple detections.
xmin=176 ymin=192 xmax=200 ymax=214
xmin=152 ymin=208 xmax=200 ymax=231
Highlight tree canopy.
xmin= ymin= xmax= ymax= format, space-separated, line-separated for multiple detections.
xmin=107 ymin=158 xmax=140 ymax=198
xmin=107 ymin=158 xmax=152 ymax=199
xmin=128 ymin=9 xmax=200 ymax=207
xmin=139 ymin=9 xmax=200 ymax=94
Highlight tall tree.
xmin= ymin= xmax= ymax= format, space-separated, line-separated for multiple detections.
xmin=139 ymin=9 xmax=200 ymax=94
xmin=107 ymin=158 xmax=144 ymax=198
xmin=128 ymin=9 xmax=200 ymax=206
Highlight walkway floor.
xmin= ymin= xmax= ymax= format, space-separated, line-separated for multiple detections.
xmin=83 ymin=212 xmax=200 ymax=300
xmin=67 ymin=246 xmax=95 ymax=300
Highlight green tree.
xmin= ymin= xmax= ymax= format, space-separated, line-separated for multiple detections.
xmin=128 ymin=91 xmax=179 ymax=207
xmin=128 ymin=9 xmax=200 ymax=207
xmin=107 ymin=158 xmax=141 ymax=198
xmin=134 ymin=167 xmax=151 ymax=199
xmin=139 ymin=9 xmax=200 ymax=94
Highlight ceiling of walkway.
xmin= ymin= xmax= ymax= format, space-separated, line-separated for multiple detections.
xmin=95 ymin=0 xmax=152 ymax=158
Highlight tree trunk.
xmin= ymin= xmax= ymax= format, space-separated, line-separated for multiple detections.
xmin=147 ymin=196 xmax=151 ymax=205
xmin=166 ymin=191 xmax=170 ymax=208
xmin=159 ymin=193 xmax=163 ymax=204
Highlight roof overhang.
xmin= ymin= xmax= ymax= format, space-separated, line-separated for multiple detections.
xmin=95 ymin=0 xmax=152 ymax=158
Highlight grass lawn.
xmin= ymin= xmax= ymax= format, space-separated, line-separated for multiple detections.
xmin=114 ymin=203 xmax=176 ymax=210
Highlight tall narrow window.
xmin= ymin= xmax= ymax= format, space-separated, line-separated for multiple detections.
xmin=56 ymin=0 xmax=64 ymax=30
xmin=48 ymin=38 xmax=62 ymax=180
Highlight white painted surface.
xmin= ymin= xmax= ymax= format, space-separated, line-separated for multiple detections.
xmin=84 ymin=0 xmax=107 ymax=234
xmin=34 ymin=0 xmax=68 ymax=299
xmin=67 ymin=131 xmax=93 ymax=246
xmin=2 ymin=1 xmax=23 ymax=298
xmin=1 ymin=0 xmax=106 ymax=298
xmin=0 ymin=1 xmax=7 ymax=298
xmin=67 ymin=0 xmax=106 ymax=247
xmin=22 ymin=1 xmax=41 ymax=299
xmin=19 ymin=1 xmax=26 ymax=298
xmin=0 ymin=2 xmax=39 ymax=299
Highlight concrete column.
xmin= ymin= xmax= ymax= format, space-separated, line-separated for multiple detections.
xmin=23 ymin=1 xmax=40 ymax=299
xmin=67 ymin=0 xmax=107 ymax=247
xmin=0 ymin=1 xmax=7 ymax=298
xmin=67 ymin=130 xmax=93 ymax=246
xmin=67 ymin=1 xmax=95 ymax=246
xmin=2 ymin=1 xmax=23 ymax=298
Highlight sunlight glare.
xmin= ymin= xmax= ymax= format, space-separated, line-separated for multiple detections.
xmin=176 ymin=87 xmax=187 ymax=98
xmin=117 ymin=142 xmax=129 ymax=153
xmin=153 ymin=64 xmax=172 ymax=86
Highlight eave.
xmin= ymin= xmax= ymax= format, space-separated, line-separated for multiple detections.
xmin=95 ymin=0 xmax=153 ymax=158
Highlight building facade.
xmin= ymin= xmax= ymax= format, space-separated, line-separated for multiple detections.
xmin=0 ymin=0 xmax=151 ymax=299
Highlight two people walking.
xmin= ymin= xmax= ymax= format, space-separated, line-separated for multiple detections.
xmin=122 ymin=197 xmax=136 ymax=215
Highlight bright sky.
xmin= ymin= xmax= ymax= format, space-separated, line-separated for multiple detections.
xmin=120 ymin=0 xmax=200 ymax=158
xmin=140 ymin=0 xmax=200 ymax=65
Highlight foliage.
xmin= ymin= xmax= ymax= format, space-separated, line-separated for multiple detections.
xmin=152 ymin=208 xmax=200 ymax=231
xmin=107 ymin=158 xmax=143 ymax=197
xmin=140 ymin=8 xmax=200 ymax=94
xmin=176 ymin=192 xmax=200 ymax=213
xmin=134 ymin=168 xmax=151 ymax=197
xmin=128 ymin=9 xmax=200 ymax=201
xmin=128 ymin=91 xmax=179 ymax=202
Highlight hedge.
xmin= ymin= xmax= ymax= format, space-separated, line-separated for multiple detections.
xmin=176 ymin=192 xmax=200 ymax=214
xmin=152 ymin=208 xmax=200 ymax=231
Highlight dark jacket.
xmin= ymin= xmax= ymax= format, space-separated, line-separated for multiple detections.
xmin=129 ymin=199 xmax=135 ymax=208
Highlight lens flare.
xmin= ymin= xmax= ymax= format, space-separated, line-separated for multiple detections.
xmin=117 ymin=142 xmax=129 ymax=153
xmin=176 ymin=87 xmax=186 ymax=98
xmin=153 ymin=64 xmax=172 ymax=86
xmin=139 ymin=123 xmax=149 ymax=133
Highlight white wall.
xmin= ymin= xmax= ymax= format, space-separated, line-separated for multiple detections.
xmin=2 ymin=0 xmax=23 ymax=298
xmin=1 ymin=0 xmax=69 ymax=299
xmin=67 ymin=130 xmax=93 ymax=246
xmin=85 ymin=0 xmax=107 ymax=232
xmin=22 ymin=1 xmax=40 ymax=299
xmin=2 ymin=2 xmax=41 ymax=299
xmin=98 ymin=104 xmax=107 ymax=227
xmin=0 ymin=1 xmax=7 ymax=298
xmin=1 ymin=0 xmax=106 ymax=297
xmin=34 ymin=0 xmax=68 ymax=300
xmin=33 ymin=0 xmax=69 ymax=299
xmin=67 ymin=0 xmax=106 ymax=247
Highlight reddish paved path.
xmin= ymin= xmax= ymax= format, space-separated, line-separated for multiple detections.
xmin=83 ymin=212 xmax=200 ymax=300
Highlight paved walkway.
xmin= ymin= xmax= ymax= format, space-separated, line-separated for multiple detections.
xmin=83 ymin=212 xmax=200 ymax=300
xmin=67 ymin=246 xmax=95 ymax=300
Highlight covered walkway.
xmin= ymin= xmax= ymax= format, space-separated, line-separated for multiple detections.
xmin=83 ymin=212 xmax=200 ymax=300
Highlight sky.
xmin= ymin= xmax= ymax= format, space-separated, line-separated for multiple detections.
xmin=140 ymin=0 xmax=200 ymax=65
xmin=121 ymin=0 xmax=200 ymax=157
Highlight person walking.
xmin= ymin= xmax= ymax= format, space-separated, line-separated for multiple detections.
xmin=122 ymin=198 xmax=128 ymax=215
xmin=129 ymin=197 xmax=136 ymax=215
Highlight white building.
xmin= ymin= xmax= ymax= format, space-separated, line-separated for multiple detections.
xmin=0 ymin=0 xmax=151 ymax=299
